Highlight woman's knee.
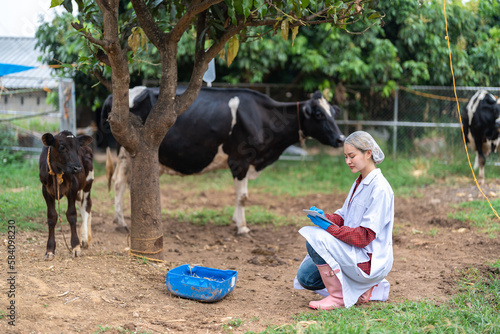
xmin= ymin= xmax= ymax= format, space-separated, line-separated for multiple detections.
xmin=297 ymin=258 xmax=324 ymax=290
xmin=306 ymin=242 xmax=327 ymax=265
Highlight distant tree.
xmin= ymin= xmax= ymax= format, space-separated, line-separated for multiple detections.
xmin=39 ymin=0 xmax=499 ymax=115
xmin=380 ymin=0 xmax=500 ymax=87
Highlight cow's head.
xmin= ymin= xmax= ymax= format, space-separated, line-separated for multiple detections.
xmin=494 ymin=99 xmax=500 ymax=133
xmin=301 ymin=91 xmax=345 ymax=147
xmin=42 ymin=130 xmax=93 ymax=174
xmin=477 ymin=93 xmax=500 ymax=140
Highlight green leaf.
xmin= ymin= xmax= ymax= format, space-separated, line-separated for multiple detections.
xmin=243 ymin=0 xmax=252 ymax=19
xmin=291 ymin=26 xmax=299 ymax=46
xmin=227 ymin=35 xmax=239 ymax=66
xmin=50 ymin=0 xmax=64 ymax=8
xmin=128 ymin=27 xmax=147 ymax=55
xmin=368 ymin=12 xmax=382 ymax=20
xmin=281 ymin=19 xmax=289 ymax=41
xmin=225 ymin=0 xmax=237 ymax=25
xmin=62 ymin=0 xmax=73 ymax=12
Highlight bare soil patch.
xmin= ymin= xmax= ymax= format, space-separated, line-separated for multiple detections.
xmin=2 ymin=173 xmax=500 ymax=333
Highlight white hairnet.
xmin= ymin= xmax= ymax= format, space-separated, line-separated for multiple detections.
xmin=345 ymin=131 xmax=385 ymax=164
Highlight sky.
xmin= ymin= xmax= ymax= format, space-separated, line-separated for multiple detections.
xmin=0 ymin=0 xmax=64 ymax=38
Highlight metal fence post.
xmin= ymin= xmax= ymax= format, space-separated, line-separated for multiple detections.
xmin=393 ymin=88 xmax=399 ymax=158
xmin=59 ymin=78 xmax=76 ymax=134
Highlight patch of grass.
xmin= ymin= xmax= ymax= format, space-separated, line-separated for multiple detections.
xmin=0 ymin=159 xmax=46 ymax=232
xmin=491 ymin=259 xmax=500 ymax=271
xmin=256 ymin=263 xmax=500 ymax=334
xmin=165 ymin=207 xmax=233 ymax=226
xmin=159 ymin=168 xmax=233 ymax=192
xmin=451 ymin=198 xmax=500 ymax=236
xmin=11 ymin=117 xmax=59 ymax=134
xmin=199 ymin=155 xmax=474 ymax=199
xmin=429 ymin=227 xmax=439 ymax=236
xmin=164 ymin=206 xmax=299 ymax=227
xmin=223 ymin=317 xmax=244 ymax=331
xmin=0 ymin=158 xmax=109 ymax=233
xmin=252 ymin=155 xmax=353 ymax=196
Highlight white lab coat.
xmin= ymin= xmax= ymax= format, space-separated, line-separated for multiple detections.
xmin=298 ymin=168 xmax=394 ymax=308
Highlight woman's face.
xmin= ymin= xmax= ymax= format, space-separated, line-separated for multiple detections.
xmin=343 ymin=143 xmax=374 ymax=177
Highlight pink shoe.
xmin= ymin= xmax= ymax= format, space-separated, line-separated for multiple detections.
xmin=308 ymin=264 xmax=345 ymax=310
xmin=357 ymin=286 xmax=374 ymax=304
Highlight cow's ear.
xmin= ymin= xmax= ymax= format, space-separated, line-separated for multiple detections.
xmin=41 ymin=133 xmax=55 ymax=147
xmin=332 ymin=105 xmax=342 ymax=118
xmin=78 ymin=135 xmax=94 ymax=147
xmin=303 ymin=105 xmax=312 ymax=119
xmin=484 ymin=94 xmax=497 ymax=105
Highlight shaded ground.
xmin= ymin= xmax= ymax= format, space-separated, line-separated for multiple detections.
xmin=2 ymin=170 xmax=500 ymax=333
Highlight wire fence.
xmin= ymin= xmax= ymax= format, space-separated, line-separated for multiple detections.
xmin=0 ymin=78 xmax=76 ymax=158
xmin=335 ymin=85 xmax=500 ymax=161
xmin=3 ymin=80 xmax=498 ymax=165
xmin=209 ymin=83 xmax=499 ymax=161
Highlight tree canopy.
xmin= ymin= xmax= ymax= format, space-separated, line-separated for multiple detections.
xmin=38 ymin=0 xmax=500 ymax=115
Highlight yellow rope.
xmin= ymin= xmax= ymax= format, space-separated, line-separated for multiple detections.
xmin=128 ymin=250 xmax=165 ymax=263
xmin=443 ymin=1 xmax=500 ymax=221
xmin=127 ymin=234 xmax=165 ymax=263
xmin=47 ymin=146 xmax=64 ymax=184
xmin=397 ymin=85 xmax=469 ymax=102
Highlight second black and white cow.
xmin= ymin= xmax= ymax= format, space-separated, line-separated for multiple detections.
xmin=462 ymin=90 xmax=500 ymax=184
xmin=103 ymin=87 xmax=345 ymax=234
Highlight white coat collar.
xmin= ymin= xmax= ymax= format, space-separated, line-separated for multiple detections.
xmin=349 ymin=169 xmax=381 ymax=204
xmin=360 ymin=168 xmax=381 ymax=185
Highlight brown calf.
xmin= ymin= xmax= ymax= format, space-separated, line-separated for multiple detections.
xmin=39 ymin=130 xmax=94 ymax=260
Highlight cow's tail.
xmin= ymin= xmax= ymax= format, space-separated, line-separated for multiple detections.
xmin=105 ymin=147 xmax=115 ymax=192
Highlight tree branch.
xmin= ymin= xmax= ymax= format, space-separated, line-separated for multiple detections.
xmin=92 ymin=69 xmax=112 ymax=93
xmin=175 ymin=18 xmax=243 ymax=114
xmin=71 ymin=21 xmax=109 ymax=49
xmin=91 ymin=0 xmax=137 ymax=154
xmin=95 ymin=48 xmax=110 ymax=67
xmin=130 ymin=0 xmax=165 ymax=47
xmin=169 ymin=0 xmax=224 ymax=43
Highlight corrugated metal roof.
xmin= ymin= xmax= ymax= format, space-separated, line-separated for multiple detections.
xmin=0 ymin=37 xmax=59 ymax=89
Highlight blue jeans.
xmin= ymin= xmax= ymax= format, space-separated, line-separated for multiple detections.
xmin=296 ymin=242 xmax=327 ymax=290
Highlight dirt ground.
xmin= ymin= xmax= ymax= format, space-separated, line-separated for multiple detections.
xmin=2 ymin=163 xmax=500 ymax=334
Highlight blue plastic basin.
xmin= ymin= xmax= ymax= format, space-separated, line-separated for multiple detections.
xmin=166 ymin=264 xmax=238 ymax=302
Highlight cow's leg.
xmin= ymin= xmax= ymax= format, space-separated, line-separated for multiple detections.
xmin=113 ymin=147 xmax=130 ymax=233
xmin=79 ymin=171 xmax=94 ymax=249
xmin=42 ymin=186 xmax=57 ymax=260
xmin=473 ymin=153 xmax=479 ymax=171
xmin=477 ymin=155 xmax=486 ymax=184
xmin=66 ymin=193 xmax=81 ymax=257
xmin=474 ymin=138 xmax=486 ymax=184
xmin=233 ymin=176 xmax=250 ymax=235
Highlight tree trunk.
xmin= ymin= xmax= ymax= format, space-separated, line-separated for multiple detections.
xmin=128 ymin=144 xmax=163 ymax=260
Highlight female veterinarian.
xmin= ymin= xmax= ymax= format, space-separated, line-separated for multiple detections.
xmin=295 ymin=131 xmax=394 ymax=310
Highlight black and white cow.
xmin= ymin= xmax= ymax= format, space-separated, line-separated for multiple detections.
xmin=103 ymin=86 xmax=345 ymax=234
xmin=463 ymin=90 xmax=500 ymax=184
